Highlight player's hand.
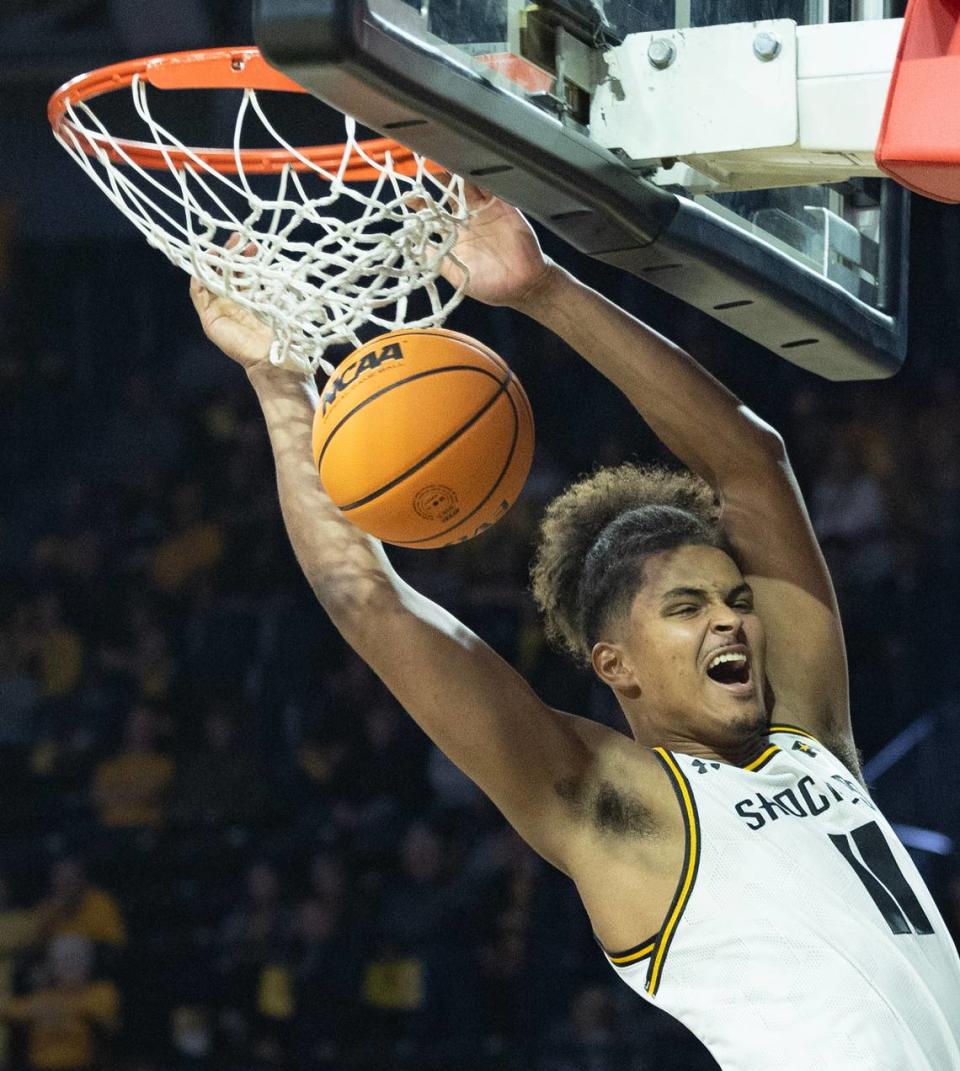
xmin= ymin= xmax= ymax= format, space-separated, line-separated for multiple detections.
xmin=189 ymin=238 xmax=276 ymax=370
xmin=439 ymin=180 xmax=560 ymax=310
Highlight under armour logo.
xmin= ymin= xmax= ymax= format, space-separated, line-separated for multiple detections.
xmin=792 ymin=741 xmax=818 ymax=757
xmin=693 ymin=759 xmax=721 ymax=774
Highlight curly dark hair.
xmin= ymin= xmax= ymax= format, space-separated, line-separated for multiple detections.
xmin=530 ymin=464 xmax=735 ymax=665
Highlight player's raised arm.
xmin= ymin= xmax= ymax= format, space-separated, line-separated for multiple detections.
xmin=188 ymin=279 xmax=655 ymax=874
xmin=442 ymin=188 xmax=851 ymax=761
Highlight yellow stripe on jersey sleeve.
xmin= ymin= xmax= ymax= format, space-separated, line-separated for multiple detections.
xmin=609 ymin=940 xmax=656 ymax=965
xmin=743 ymin=744 xmax=780 ymax=771
xmin=769 ymin=724 xmax=821 ymax=743
xmin=647 ymin=749 xmax=701 ymax=997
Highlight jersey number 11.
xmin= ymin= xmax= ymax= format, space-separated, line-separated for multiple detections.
xmin=830 ymin=820 xmax=934 ymax=936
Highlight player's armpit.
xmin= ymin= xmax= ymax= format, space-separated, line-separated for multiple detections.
xmin=718 ymin=441 xmax=853 ymax=756
xmin=339 ymin=579 xmax=642 ymax=873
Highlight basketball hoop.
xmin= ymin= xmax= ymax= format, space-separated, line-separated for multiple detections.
xmin=48 ymin=47 xmax=469 ymax=375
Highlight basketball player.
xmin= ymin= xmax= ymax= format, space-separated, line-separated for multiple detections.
xmin=190 ymin=184 xmax=960 ymax=1069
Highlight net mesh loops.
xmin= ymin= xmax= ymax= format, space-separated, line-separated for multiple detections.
xmin=54 ymin=75 xmax=469 ymax=376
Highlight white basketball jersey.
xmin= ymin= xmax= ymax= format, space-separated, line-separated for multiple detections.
xmin=598 ymin=726 xmax=960 ymax=1071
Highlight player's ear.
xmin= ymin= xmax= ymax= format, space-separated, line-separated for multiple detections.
xmin=591 ymin=640 xmax=641 ymax=700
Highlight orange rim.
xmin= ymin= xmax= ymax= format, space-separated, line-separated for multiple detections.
xmin=47 ymin=46 xmax=440 ymax=179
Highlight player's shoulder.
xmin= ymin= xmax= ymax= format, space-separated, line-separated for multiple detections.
xmin=767 ymin=721 xmax=865 ymax=784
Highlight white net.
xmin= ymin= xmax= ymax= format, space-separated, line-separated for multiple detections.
xmin=53 ymin=74 xmax=469 ymax=376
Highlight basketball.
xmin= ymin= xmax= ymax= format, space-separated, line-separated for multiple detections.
xmin=312 ymin=328 xmax=535 ymax=549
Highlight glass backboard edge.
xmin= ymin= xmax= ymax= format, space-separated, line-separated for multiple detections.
xmin=253 ymin=0 xmax=908 ymax=379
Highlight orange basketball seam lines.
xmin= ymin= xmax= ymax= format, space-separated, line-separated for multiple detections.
xmin=389 ymin=384 xmax=523 ymax=546
xmin=316 ymin=364 xmax=503 ymax=475
xmin=336 ymin=369 xmax=513 ymax=513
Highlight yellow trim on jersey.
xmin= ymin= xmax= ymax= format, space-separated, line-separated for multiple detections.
xmin=647 ymin=748 xmax=701 ymax=996
xmin=742 ymin=744 xmax=780 ymax=771
xmin=609 ymin=940 xmax=656 ymax=966
xmin=769 ymin=724 xmax=821 ymax=744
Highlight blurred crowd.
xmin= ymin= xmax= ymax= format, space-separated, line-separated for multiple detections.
xmin=1 ymin=224 xmax=960 ymax=1069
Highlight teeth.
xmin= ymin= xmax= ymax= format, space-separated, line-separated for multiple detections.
xmin=708 ymin=651 xmax=747 ymax=671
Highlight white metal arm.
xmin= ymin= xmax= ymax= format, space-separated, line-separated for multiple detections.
xmin=591 ymin=18 xmax=904 ymax=193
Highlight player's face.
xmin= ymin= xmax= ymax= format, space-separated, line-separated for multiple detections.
xmin=620 ymin=544 xmax=767 ymax=740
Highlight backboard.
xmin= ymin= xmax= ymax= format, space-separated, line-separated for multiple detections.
xmin=254 ymin=0 xmax=912 ymax=379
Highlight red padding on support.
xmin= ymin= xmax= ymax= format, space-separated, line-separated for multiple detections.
xmin=876 ymin=0 xmax=960 ymax=203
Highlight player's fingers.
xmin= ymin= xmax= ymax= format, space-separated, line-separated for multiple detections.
xmin=461 ymin=180 xmax=494 ymax=210
xmin=189 ymin=274 xmax=210 ymax=308
xmin=430 ymin=167 xmax=481 ymax=196
xmin=410 ymin=171 xmax=450 ymax=214
xmin=426 ymin=240 xmax=467 ymax=288
xmin=209 ymin=233 xmax=258 ymax=291
xmin=429 ymin=167 xmax=456 ymax=197
xmin=424 ymin=169 xmax=482 ymax=214
xmin=219 ymin=232 xmax=257 ymax=262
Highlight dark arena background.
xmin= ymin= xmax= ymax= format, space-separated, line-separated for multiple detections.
xmin=2 ymin=3 xmax=960 ymax=1069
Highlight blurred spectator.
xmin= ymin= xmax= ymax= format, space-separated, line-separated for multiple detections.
xmin=216 ymin=863 xmax=291 ymax=1026
xmin=22 ymin=593 xmax=84 ymax=701
xmin=306 ymin=852 xmax=349 ymax=918
xmin=426 ymin=744 xmax=484 ymax=814
xmin=360 ymin=820 xmax=483 ymax=1068
xmin=293 ymin=664 xmax=366 ymax=800
xmin=32 ymin=857 xmax=126 ymax=950
xmin=274 ymin=897 xmax=362 ymax=1069
xmin=1 ymin=934 xmax=119 ymax=1071
xmin=92 ymin=705 xmax=174 ymax=829
xmin=171 ymin=705 xmax=266 ymax=828
xmin=538 ymin=985 xmax=645 ymax=1071
xmin=168 ymin=1005 xmax=215 ymax=1068
xmin=88 ymin=375 xmax=183 ymax=490
xmin=448 ymin=510 xmax=531 ymax=663
xmin=809 ymin=427 xmax=895 ymax=592
xmin=0 ymin=876 xmax=38 ymax=1069
xmin=329 ymin=703 xmax=430 ymax=856
xmin=151 ymin=483 xmax=223 ymax=597
xmin=98 ymin=608 xmax=176 ymax=705
xmin=910 ymin=374 xmax=960 ymax=577
xmin=0 ymin=627 xmax=38 ymax=752
xmin=0 ymin=619 xmax=44 ymax=837
xmin=475 ymin=829 xmax=539 ymax=1048
xmin=0 ymin=874 xmax=37 ymax=967
xmin=179 ymin=589 xmax=262 ymax=694
xmin=30 ymin=663 xmax=120 ymax=794
xmin=470 ymin=825 xmax=594 ymax=1048
xmin=31 ymin=480 xmax=106 ymax=594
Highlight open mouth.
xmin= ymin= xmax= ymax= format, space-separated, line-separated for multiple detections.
xmin=705 ymin=649 xmax=752 ymax=689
